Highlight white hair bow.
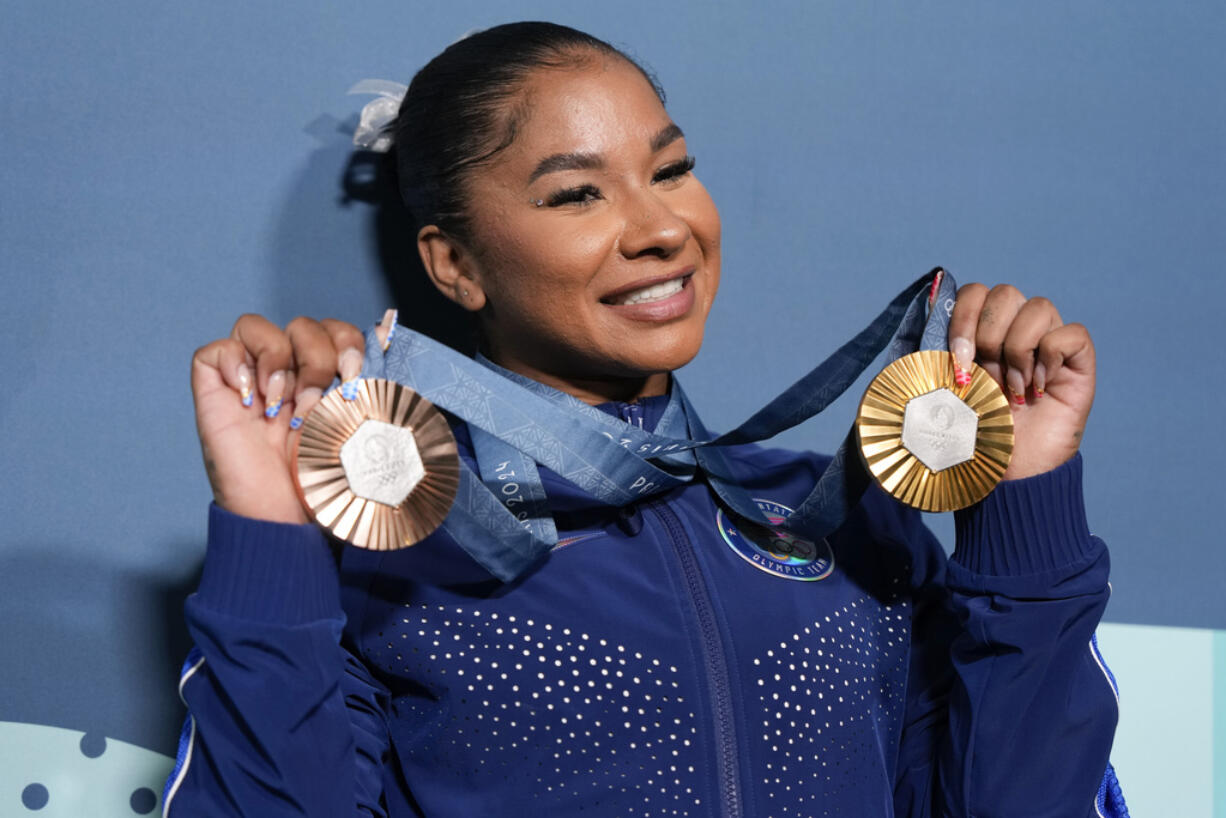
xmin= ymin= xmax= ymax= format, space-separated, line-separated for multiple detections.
xmin=348 ymin=79 xmax=408 ymax=153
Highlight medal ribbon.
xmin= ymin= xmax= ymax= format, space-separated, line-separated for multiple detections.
xmin=359 ymin=269 xmax=956 ymax=580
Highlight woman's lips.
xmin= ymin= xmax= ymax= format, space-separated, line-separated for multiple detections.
xmin=601 ymin=272 xmax=696 ymax=322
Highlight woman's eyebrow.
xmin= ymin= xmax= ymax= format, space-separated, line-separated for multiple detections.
xmin=528 ymin=124 xmax=686 ymax=183
xmin=650 ymin=123 xmax=684 ymax=153
xmin=529 ymin=152 xmax=602 ymax=183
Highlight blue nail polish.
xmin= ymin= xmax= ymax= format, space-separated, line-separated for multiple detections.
xmin=289 ymin=416 xmax=303 ymax=430
xmin=341 ymin=380 xmax=359 ymax=401
xmin=264 ymin=399 xmax=283 ymax=419
xmin=240 ymin=388 xmax=253 ymax=408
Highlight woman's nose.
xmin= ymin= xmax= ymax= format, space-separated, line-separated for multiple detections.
xmin=617 ymin=190 xmax=691 ymax=260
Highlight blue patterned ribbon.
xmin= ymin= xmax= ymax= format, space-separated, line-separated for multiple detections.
xmin=359 ymin=269 xmax=956 ymax=580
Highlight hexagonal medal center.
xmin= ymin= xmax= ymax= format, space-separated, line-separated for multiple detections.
xmin=901 ymin=388 xmax=979 ymax=473
xmin=339 ymin=420 xmax=425 ymax=507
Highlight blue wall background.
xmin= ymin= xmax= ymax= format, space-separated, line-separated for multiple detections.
xmin=2 ymin=1 xmax=1223 ymax=815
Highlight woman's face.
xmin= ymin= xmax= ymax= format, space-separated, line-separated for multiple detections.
xmin=455 ymin=56 xmax=721 ymax=402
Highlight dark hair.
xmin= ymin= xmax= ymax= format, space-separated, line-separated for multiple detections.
xmin=391 ymin=21 xmax=664 ymax=243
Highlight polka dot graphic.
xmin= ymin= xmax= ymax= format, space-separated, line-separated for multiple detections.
xmin=129 ymin=788 xmax=157 ymax=814
xmin=21 ymin=783 xmax=48 ymax=810
xmin=0 ymin=721 xmax=172 ymax=817
xmin=79 ymin=733 xmax=107 ymax=759
xmin=372 ymin=605 xmax=705 ymax=815
xmin=750 ymin=596 xmax=911 ymax=816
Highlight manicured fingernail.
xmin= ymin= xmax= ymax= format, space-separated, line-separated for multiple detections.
xmin=927 ymin=269 xmax=944 ymax=306
xmin=237 ymin=364 xmax=254 ymax=407
xmin=263 ymin=370 xmax=286 ymax=418
xmin=1006 ymin=368 xmax=1027 ymax=405
xmin=1033 ymin=362 xmax=1046 ymax=398
xmin=377 ymin=308 xmax=398 ymax=352
xmin=290 ymin=387 xmax=322 ymax=430
xmin=952 ymin=362 xmax=972 ymax=387
xmin=338 ymin=348 xmax=363 ymax=400
xmin=950 ymin=337 xmax=974 ymax=386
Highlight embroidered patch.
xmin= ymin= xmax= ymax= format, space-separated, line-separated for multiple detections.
xmin=716 ymin=499 xmax=835 ymax=581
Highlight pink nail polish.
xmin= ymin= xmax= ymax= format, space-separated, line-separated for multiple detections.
xmin=1005 ymin=368 xmax=1028 ymax=406
xmin=949 ymin=338 xmax=974 ymax=386
xmin=927 ymin=269 xmax=944 ymax=307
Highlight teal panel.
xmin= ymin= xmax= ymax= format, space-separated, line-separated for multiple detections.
xmin=1096 ymin=623 xmax=1214 ymax=818
xmin=1215 ymin=631 xmax=1226 ymax=818
xmin=0 ymin=722 xmax=172 ymax=818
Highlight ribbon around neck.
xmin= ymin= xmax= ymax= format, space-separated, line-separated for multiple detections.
xmin=358 ymin=269 xmax=956 ymax=581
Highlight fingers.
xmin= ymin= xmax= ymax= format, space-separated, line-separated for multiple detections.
xmin=971 ymin=284 xmax=1028 ymax=385
xmin=1001 ymin=297 xmax=1062 ymax=398
xmin=230 ymin=314 xmax=292 ymax=412
xmin=320 ymin=318 xmax=367 ymax=402
xmin=949 ymin=283 xmax=1072 ymax=403
xmin=201 ymin=314 xmax=371 ymax=426
xmin=948 ymin=283 xmax=986 ymax=385
xmin=1036 ymin=323 xmax=1095 ymax=395
xmin=286 ymin=317 xmax=366 ymax=427
xmin=191 ymin=337 xmax=255 ymax=405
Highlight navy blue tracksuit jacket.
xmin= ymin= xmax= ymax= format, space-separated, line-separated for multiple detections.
xmin=165 ymin=396 xmax=1123 ymax=816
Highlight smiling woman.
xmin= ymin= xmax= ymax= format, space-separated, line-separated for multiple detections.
xmin=171 ymin=20 xmax=1127 ymax=818
xmin=418 ymin=57 xmax=720 ymax=402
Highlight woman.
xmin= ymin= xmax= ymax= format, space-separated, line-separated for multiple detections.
xmin=172 ymin=21 xmax=1123 ymax=817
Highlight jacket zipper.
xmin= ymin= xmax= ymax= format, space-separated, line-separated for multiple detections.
xmin=647 ymin=500 xmax=743 ymax=818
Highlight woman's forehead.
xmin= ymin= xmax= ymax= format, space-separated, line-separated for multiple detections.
xmin=507 ymin=61 xmax=676 ymax=160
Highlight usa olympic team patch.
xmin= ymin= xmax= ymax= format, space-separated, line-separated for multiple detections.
xmin=716 ymin=499 xmax=835 ymax=581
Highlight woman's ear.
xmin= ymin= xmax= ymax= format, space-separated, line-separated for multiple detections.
xmin=417 ymin=225 xmax=487 ymax=312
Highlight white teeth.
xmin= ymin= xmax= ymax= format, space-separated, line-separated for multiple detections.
xmin=612 ymin=277 xmax=685 ymax=306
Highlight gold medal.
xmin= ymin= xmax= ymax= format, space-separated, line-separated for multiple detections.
xmin=856 ymin=350 xmax=1013 ymax=512
xmin=291 ymin=378 xmax=459 ymax=549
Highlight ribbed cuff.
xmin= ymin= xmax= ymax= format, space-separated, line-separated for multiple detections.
xmin=194 ymin=503 xmax=341 ymax=624
xmin=952 ymin=453 xmax=1096 ymax=576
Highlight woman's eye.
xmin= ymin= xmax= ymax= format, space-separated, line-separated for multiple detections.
xmin=546 ymin=184 xmax=602 ymax=207
xmin=653 ymin=155 xmax=696 ymax=184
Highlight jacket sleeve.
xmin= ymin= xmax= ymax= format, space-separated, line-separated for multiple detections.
xmin=893 ymin=454 xmax=1123 ymax=817
xmin=162 ymin=504 xmax=391 ymax=817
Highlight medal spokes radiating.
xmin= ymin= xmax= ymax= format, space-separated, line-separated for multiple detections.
xmin=291 ymin=378 xmax=459 ymax=549
xmin=856 ymin=349 xmax=1014 ymax=512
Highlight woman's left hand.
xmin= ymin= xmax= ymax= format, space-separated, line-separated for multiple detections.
xmin=948 ymin=283 xmax=1095 ymax=481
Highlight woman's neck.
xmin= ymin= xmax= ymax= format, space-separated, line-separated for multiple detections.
xmin=479 ymin=347 xmax=670 ymax=406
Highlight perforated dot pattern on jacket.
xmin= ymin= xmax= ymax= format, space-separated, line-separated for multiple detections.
xmin=372 ymin=604 xmax=705 ymax=815
xmin=751 ymin=595 xmax=911 ymax=816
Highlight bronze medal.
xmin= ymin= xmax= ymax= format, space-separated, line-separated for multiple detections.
xmin=291 ymin=378 xmax=459 ymax=549
xmin=856 ymin=350 xmax=1013 ymax=512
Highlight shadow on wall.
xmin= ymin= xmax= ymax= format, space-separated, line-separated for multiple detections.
xmin=269 ymin=114 xmax=475 ymax=353
xmin=1 ymin=120 xmax=473 ymax=790
xmin=0 ymin=545 xmax=201 ymax=758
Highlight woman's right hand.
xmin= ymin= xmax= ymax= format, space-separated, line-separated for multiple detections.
xmin=190 ymin=313 xmax=384 ymax=524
